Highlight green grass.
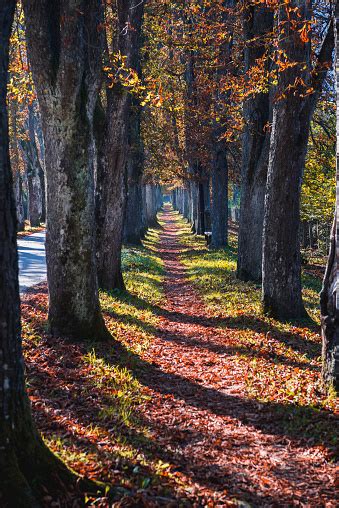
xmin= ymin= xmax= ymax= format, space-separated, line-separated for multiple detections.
xmin=99 ymin=227 xmax=164 ymax=354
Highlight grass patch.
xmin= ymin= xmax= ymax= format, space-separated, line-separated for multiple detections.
xmin=100 ymin=227 xmax=164 ymax=354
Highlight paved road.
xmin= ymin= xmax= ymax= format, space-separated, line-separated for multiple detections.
xmin=18 ymin=231 xmax=47 ymax=292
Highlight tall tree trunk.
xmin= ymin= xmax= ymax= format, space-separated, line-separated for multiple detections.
xmin=0 ymin=5 xmax=82 ymax=505
xmin=189 ymin=179 xmax=199 ymax=232
xmin=96 ymin=87 xmax=128 ymax=291
xmin=145 ymin=184 xmax=159 ymax=227
xmin=208 ymin=0 xmax=233 ymax=248
xmin=34 ymin=108 xmax=46 ymax=223
xmin=96 ymin=0 xmax=144 ymax=290
xmin=21 ymin=105 xmax=43 ymax=227
xmin=26 ymin=169 xmax=41 ymax=227
xmin=9 ymin=100 xmax=25 ymax=230
xmin=124 ymin=98 xmax=144 ymax=245
xmin=24 ymin=0 xmax=108 ymax=340
xmin=196 ymin=179 xmax=206 ymax=235
xmin=211 ymin=141 xmax=228 ymax=248
xmin=262 ymin=1 xmax=333 ymax=320
xmin=321 ymin=4 xmax=339 ymax=394
xmin=237 ymin=5 xmax=273 ymax=282
xmin=184 ymin=41 xmax=203 ymax=235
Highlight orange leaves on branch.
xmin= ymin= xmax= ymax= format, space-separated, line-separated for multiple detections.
xmin=299 ymin=22 xmax=311 ymax=43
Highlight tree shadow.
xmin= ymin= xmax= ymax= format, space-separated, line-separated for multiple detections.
xmin=93 ymin=339 xmax=338 ymax=451
xmin=22 ymin=286 xmax=338 ymax=507
xmin=25 ymin=334 xmax=192 ymax=506
xmin=103 ymin=287 xmax=322 ymax=364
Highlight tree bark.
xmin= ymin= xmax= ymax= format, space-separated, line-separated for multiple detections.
xmin=24 ymin=0 xmax=108 ymax=340
xmin=189 ymin=179 xmax=199 ymax=232
xmin=182 ymin=186 xmax=189 ymax=219
xmin=196 ymin=179 xmax=206 ymax=235
xmin=320 ymin=218 xmax=339 ymax=393
xmin=20 ymin=105 xmax=43 ymax=227
xmin=211 ymin=140 xmax=228 ymax=248
xmin=9 ymin=101 xmax=25 ymax=230
xmin=14 ymin=171 xmax=25 ymax=229
xmin=321 ymin=5 xmax=339 ymax=394
xmin=95 ymin=86 xmax=128 ymax=291
xmin=145 ymin=184 xmax=160 ymax=227
xmin=262 ymin=1 xmax=333 ymax=320
xmin=124 ymin=98 xmax=144 ymax=245
xmin=237 ymin=5 xmax=273 ymax=282
xmin=34 ymin=108 xmax=46 ymax=223
xmin=96 ymin=0 xmax=144 ymax=290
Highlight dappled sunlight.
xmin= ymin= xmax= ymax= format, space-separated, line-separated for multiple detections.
xmin=20 ymin=208 xmax=337 ymax=506
xmin=164 ymin=211 xmax=335 ymax=425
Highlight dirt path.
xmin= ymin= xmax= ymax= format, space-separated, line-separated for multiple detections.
xmin=141 ymin=208 xmax=337 ymax=507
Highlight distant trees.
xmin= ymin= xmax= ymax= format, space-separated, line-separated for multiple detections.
xmin=166 ymin=1 xmax=335 ymax=326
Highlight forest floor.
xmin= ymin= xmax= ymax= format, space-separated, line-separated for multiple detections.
xmin=21 ymin=207 xmax=338 ymax=507
xmin=17 ymin=220 xmax=45 ymax=237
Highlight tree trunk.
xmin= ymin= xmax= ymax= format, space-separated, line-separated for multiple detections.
xmin=34 ymin=108 xmax=46 ymax=223
xmin=262 ymin=1 xmax=333 ymax=320
xmin=38 ymin=163 xmax=46 ymax=224
xmin=211 ymin=142 xmax=228 ymax=248
xmin=0 ymin=5 xmax=82 ymax=505
xmin=172 ymin=188 xmax=177 ymax=210
xmin=145 ymin=184 xmax=159 ymax=227
xmin=182 ymin=186 xmax=189 ymax=220
xmin=24 ymin=0 xmax=108 ymax=340
xmin=321 ymin=5 xmax=339 ymax=394
xmin=196 ymin=179 xmax=205 ymax=235
xmin=96 ymin=88 xmax=128 ymax=291
xmin=9 ymin=101 xmax=25 ymax=230
xmin=26 ymin=170 xmax=41 ymax=227
xmin=96 ymin=0 xmax=144 ymax=289
xmin=14 ymin=171 xmax=25 ymax=230
xmin=124 ymin=98 xmax=144 ymax=245
xmin=320 ymin=219 xmax=339 ymax=393
xmin=203 ymin=177 xmax=211 ymax=231
xmin=189 ymin=179 xmax=198 ymax=232
xmin=22 ymin=105 xmax=44 ymax=227
xmin=207 ymin=2 xmax=232 ymax=248
xmin=237 ymin=5 xmax=273 ymax=282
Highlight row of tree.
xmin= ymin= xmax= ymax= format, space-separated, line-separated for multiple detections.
xmin=1 ymin=0 xmax=338 ymax=503
xmin=10 ymin=0 xmax=164 ymax=341
xmin=1 ymin=0 xmax=163 ymax=501
xmin=164 ymin=1 xmax=338 ymax=391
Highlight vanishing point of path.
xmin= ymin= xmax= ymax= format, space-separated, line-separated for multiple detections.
xmin=140 ymin=208 xmax=337 ymax=506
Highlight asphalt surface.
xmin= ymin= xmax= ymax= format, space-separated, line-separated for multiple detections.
xmin=18 ymin=231 xmax=47 ymax=292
